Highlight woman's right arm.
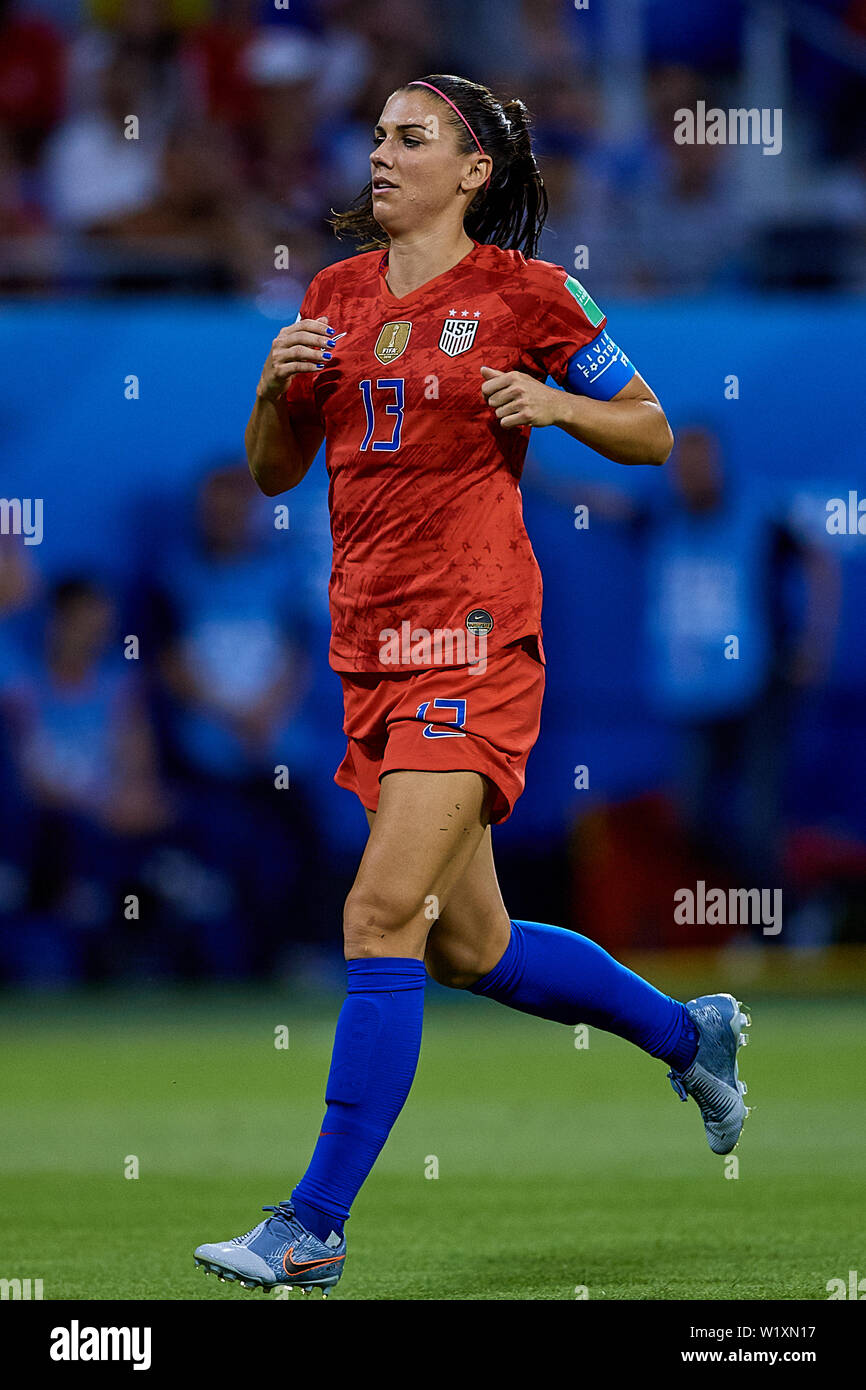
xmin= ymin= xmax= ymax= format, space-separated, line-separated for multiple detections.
xmin=245 ymin=317 xmax=330 ymax=496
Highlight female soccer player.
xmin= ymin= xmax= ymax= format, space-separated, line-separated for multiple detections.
xmin=194 ymin=74 xmax=750 ymax=1297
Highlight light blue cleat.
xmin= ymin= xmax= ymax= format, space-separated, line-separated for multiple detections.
xmin=667 ymin=993 xmax=751 ymax=1155
xmin=194 ymin=1200 xmax=346 ymax=1296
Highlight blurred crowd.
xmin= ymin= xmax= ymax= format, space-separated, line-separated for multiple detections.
xmin=1 ymin=0 xmax=866 ymax=296
xmin=0 ymin=462 xmax=346 ymax=984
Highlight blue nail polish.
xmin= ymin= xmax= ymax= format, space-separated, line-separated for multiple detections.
xmin=315 ymin=363 xmax=325 ymax=369
xmin=327 ymin=338 xmax=337 ymax=347
xmin=322 ymin=351 xmax=332 ymax=360
xmin=326 ymin=327 xmax=336 ymax=335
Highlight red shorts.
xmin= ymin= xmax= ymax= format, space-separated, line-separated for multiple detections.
xmin=334 ymin=637 xmax=545 ymax=823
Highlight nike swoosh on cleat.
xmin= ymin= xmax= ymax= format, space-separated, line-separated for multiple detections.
xmin=283 ymin=1246 xmax=345 ymax=1277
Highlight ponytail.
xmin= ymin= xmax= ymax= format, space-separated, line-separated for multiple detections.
xmin=464 ymin=96 xmax=547 ymax=258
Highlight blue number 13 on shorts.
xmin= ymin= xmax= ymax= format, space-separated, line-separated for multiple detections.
xmin=416 ymin=698 xmax=467 ymax=738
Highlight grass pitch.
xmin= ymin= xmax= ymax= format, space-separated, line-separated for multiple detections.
xmin=1 ymin=982 xmax=863 ymax=1301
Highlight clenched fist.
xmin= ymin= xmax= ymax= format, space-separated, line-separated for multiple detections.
xmin=480 ymin=364 xmax=560 ymax=429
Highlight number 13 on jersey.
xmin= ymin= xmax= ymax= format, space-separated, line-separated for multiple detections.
xmin=359 ymin=379 xmax=405 ymax=452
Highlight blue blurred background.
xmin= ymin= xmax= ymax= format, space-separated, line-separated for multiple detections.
xmin=1 ymin=0 xmax=865 ymax=987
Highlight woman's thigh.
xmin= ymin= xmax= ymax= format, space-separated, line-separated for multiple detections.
xmin=345 ymin=768 xmax=492 ymax=959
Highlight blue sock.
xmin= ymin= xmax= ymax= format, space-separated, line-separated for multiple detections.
xmin=469 ymin=920 xmax=698 ymax=1069
xmin=291 ymin=957 xmax=425 ymax=1243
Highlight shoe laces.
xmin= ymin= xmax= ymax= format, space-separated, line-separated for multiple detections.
xmin=667 ymin=1069 xmax=689 ymax=1102
xmin=234 ymin=1201 xmax=295 ymax=1243
xmin=261 ymin=1200 xmax=298 ymax=1230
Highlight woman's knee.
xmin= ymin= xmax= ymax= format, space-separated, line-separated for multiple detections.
xmin=342 ymin=881 xmax=429 ymax=957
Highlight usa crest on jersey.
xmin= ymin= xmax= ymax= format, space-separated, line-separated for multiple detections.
xmin=438 ymin=317 xmax=479 ymax=357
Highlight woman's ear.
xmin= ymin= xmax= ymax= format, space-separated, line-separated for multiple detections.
xmin=459 ymin=155 xmax=492 ymax=193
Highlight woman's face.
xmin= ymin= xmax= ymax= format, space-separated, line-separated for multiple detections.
xmin=369 ymin=89 xmax=486 ymax=237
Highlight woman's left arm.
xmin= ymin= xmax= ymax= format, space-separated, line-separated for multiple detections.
xmin=480 ymin=365 xmax=674 ymax=467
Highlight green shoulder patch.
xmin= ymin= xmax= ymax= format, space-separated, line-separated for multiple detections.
xmin=563 ymin=275 xmax=604 ymax=329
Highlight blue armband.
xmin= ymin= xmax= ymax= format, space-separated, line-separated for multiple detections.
xmin=564 ymin=330 xmax=636 ymax=400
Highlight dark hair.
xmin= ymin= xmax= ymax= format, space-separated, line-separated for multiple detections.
xmin=329 ymin=74 xmax=548 ymax=258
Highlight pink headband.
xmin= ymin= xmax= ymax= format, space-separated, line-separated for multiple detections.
xmin=407 ymin=80 xmax=491 ymax=190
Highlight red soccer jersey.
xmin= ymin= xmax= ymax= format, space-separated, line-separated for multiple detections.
xmin=282 ymin=240 xmax=607 ymax=672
